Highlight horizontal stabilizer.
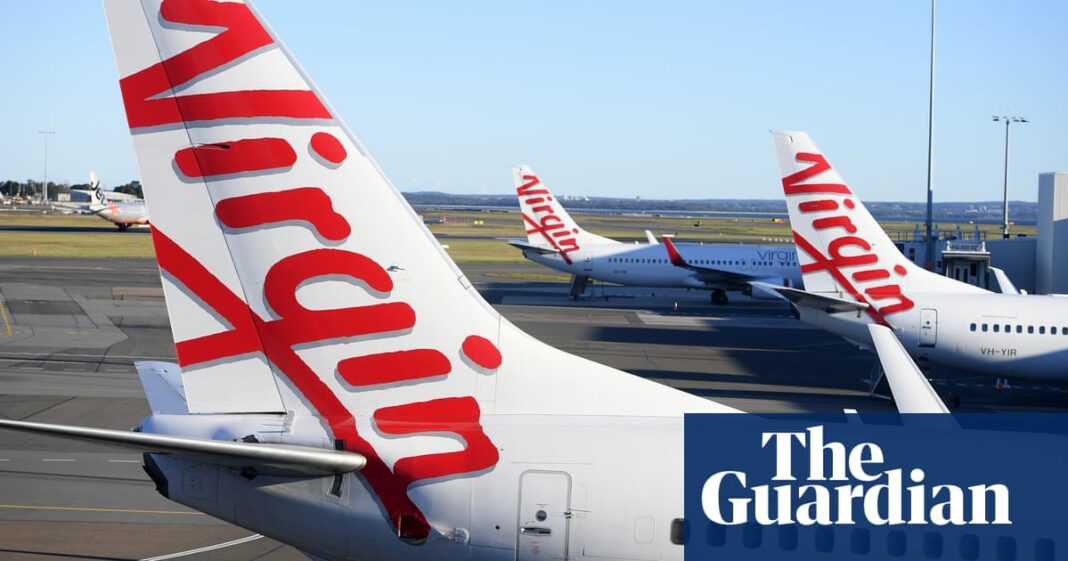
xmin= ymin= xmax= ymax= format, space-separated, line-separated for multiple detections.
xmin=867 ymin=325 xmax=952 ymax=417
xmin=507 ymin=239 xmax=560 ymax=255
xmin=136 ymin=361 xmax=188 ymax=415
xmin=750 ymin=282 xmax=868 ymax=313
xmin=0 ymin=420 xmax=366 ymax=475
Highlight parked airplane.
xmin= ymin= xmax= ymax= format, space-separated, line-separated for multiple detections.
xmin=509 ymin=165 xmax=802 ymax=304
xmin=763 ymin=131 xmax=1068 ymax=383
xmin=87 ymin=172 xmax=149 ymax=230
xmin=0 ymin=3 xmax=947 ymax=560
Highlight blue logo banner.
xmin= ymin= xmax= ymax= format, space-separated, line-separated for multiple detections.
xmin=683 ymin=414 xmax=1068 ymax=561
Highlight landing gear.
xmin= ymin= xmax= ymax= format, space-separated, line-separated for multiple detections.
xmin=710 ymin=289 xmax=728 ymax=306
xmin=568 ymin=275 xmax=589 ymax=300
xmin=117 ymin=224 xmax=129 ymax=232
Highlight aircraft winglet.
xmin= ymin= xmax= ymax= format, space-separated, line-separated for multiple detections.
xmin=867 ymin=324 xmax=953 ymax=417
xmin=662 ymin=236 xmax=689 ymax=268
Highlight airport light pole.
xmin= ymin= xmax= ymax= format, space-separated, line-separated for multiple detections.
xmin=39 ymin=130 xmax=55 ymax=205
xmin=923 ymin=0 xmax=936 ymax=269
xmin=992 ymin=116 xmax=1026 ymax=239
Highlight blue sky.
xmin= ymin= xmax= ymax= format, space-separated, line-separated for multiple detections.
xmin=0 ymin=1 xmax=1064 ymax=202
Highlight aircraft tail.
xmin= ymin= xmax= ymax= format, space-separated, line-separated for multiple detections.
xmin=513 ymin=165 xmax=615 ymax=262
xmin=102 ymin=0 xmax=724 ymax=541
xmin=89 ymin=171 xmax=109 ymax=207
xmin=772 ymin=132 xmax=983 ymax=324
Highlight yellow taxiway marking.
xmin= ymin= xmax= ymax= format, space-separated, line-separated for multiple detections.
xmin=0 ymin=297 xmax=12 ymax=337
xmin=0 ymin=504 xmax=201 ymax=515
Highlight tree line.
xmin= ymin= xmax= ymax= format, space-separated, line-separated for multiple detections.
xmin=0 ymin=179 xmax=143 ymax=200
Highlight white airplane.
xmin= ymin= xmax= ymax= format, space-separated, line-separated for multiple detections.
xmin=762 ymin=131 xmax=1068 ymax=383
xmin=0 ymin=4 xmax=945 ymax=561
xmin=87 ymin=172 xmax=150 ymax=230
xmin=509 ymin=165 xmax=802 ymax=304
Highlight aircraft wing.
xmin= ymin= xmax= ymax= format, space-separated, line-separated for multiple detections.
xmin=0 ymin=419 xmax=366 ymax=476
xmin=507 ymin=239 xmax=560 ymax=255
xmin=867 ymin=325 xmax=953 ymax=417
xmin=662 ymin=236 xmax=763 ymax=284
xmin=750 ymin=282 xmax=869 ymax=314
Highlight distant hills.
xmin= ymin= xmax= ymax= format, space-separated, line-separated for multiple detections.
xmin=401 ymin=191 xmax=1037 ymax=225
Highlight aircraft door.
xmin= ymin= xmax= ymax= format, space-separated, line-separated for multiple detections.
xmin=583 ymin=257 xmax=593 ymax=273
xmin=919 ymin=308 xmax=937 ymax=347
xmin=517 ymin=470 xmax=572 ymax=561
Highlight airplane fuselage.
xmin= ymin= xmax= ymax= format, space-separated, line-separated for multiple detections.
xmin=797 ymin=292 xmax=1068 ymax=381
xmin=145 ymin=413 xmax=686 ymax=561
xmin=522 ymin=242 xmax=800 ymax=291
xmin=91 ymin=201 xmax=149 ymax=228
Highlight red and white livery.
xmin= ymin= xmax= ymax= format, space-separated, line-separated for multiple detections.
xmin=510 ymin=165 xmax=802 ymax=304
xmin=769 ymin=131 xmax=1068 ymax=382
xmin=0 ymin=5 xmax=949 ymax=561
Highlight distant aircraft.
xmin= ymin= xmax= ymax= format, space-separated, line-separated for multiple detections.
xmin=0 ymin=4 xmax=946 ymax=560
xmin=762 ymin=131 xmax=1068 ymax=384
xmin=509 ymin=165 xmax=802 ymax=303
xmin=87 ymin=172 xmax=149 ymax=230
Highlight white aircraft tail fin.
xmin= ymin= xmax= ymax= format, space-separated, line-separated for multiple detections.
xmin=89 ymin=171 xmax=108 ymax=207
xmin=772 ymin=132 xmax=984 ymax=325
xmin=103 ymin=0 xmax=725 ymax=541
xmin=512 ymin=165 xmax=615 ymax=262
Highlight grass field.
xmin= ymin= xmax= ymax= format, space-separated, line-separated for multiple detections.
xmin=0 ymin=210 xmax=1037 ymax=262
xmin=424 ymin=210 xmax=1033 ymax=244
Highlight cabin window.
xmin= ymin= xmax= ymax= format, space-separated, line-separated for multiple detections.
xmin=924 ymin=532 xmax=944 ymax=559
xmin=970 ymin=323 xmax=977 ymax=332
xmin=670 ymin=518 xmax=688 ymax=545
xmin=1004 ymin=324 xmax=1011 ymax=333
xmin=851 ymin=529 xmax=871 ymax=555
xmin=1036 ymin=538 xmax=1055 ymax=561
xmin=1040 ymin=326 xmax=1046 ymax=335
xmin=778 ymin=526 xmax=798 ymax=551
xmin=742 ymin=523 xmax=762 ymax=549
xmin=706 ymin=523 xmax=726 ymax=547
xmin=993 ymin=325 xmax=1000 ymax=333
xmin=1063 ymin=328 xmax=1068 ymax=336
xmin=960 ymin=534 xmax=980 ymax=561
xmin=1016 ymin=325 xmax=1023 ymax=334
xmin=1052 ymin=326 xmax=1058 ymax=336
xmin=982 ymin=324 xmax=989 ymax=332
xmin=1028 ymin=326 xmax=1035 ymax=334
xmin=888 ymin=529 xmax=907 ymax=557
xmin=815 ymin=527 xmax=834 ymax=553
xmin=995 ymin=536 xmax=1016 ymax=561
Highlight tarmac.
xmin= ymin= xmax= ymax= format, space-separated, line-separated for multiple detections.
xmin=0 ymin=257 xmax=1065 ymax=560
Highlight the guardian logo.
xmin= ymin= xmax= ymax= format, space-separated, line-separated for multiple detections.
xmin=701 ymin=426 xmax=1011 ymax=526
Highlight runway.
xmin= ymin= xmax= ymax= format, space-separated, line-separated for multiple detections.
xmin=1 ymin=257 xmax=1066 ymax=559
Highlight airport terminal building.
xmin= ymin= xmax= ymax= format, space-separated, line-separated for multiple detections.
xmin=900 ymin=172 xmax=1068 ymax=295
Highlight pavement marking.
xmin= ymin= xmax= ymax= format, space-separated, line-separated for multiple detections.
xmin=42 ymin=458 xmax=76 ymax=462
xmin=0 ymin=504 xmax=201 ymax=515
xmin=140 ymin=534 xmax=264 ymax=561
xmin=0 ymin=297 xmax=12 ymax=337
xmin=107 ymin=459 xmax=141 ymax=463
xmin=0 ymin=351 xmax=174 ymax=361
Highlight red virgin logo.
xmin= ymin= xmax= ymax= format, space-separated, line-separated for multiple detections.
xmin=123 ymin=0 xmax=500 ymax=543
xmin=784 ymin=153 xmax=915 ymax=325
xmin=517 ymin=175 xmax=581 ymax=264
